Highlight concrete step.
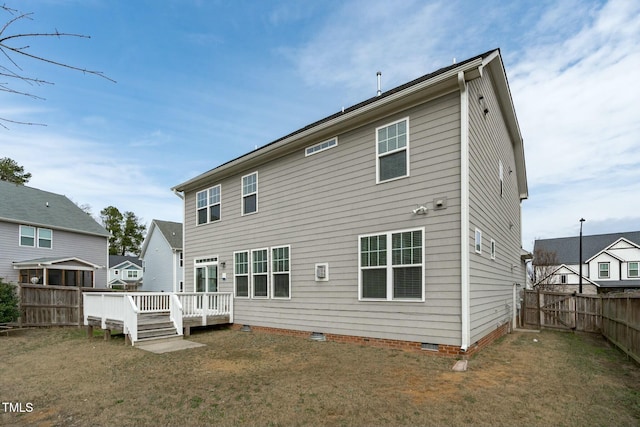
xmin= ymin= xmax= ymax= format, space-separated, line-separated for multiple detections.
xmin=134 ymin=334 xmax=184 ymax=348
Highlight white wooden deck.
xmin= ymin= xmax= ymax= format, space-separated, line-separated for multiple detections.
xmin=83 ymin=292 xmax=233 ymax=345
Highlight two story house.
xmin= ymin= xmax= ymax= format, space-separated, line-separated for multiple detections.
xmin=107 ymin=255 xmax=143 ymax=290
xmin=0 ymin=180 xmax=109 ymax=287
xmin=533 ymin=231 xmax=640 ymax=294
xmin=172 ymin=48 xmax=528 ymax=356
xmin=139 ymin=219 xmax=184 ymax=292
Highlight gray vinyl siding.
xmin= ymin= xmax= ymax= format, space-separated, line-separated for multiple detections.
xmin=0 ymin=220 xmax=108 ymax=287
xmin=467 ymin=70 xmax=524 ymax=344
xmin=184 ymin=92 xmax=463 ymax=345
xmin=140 ymin=229 xmax=176 ymax=292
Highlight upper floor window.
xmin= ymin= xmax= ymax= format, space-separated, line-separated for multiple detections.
xmin=598 ymin=262 xmax=610 ymax=279
xmin=499 ymin=161 xmax=504 ymax=197
xmin=126 ymin=270 xmax=139 ymax=279
xmin=628 ymin=262 xmax=639 ymax=278
xmin=474 ymin=229 xmax=482 ymax=254
xmin=196 ymin=185 xmax=221 ymax=225
xmin=490 ymin=239 xmax=496 ymax=260
xmin=242 ymin=172 xmax=258 ymax=215
xmin=376 ymin=118 xmax=409 ymax=183
xmin=20 ymin=225 xmax=52 ymax=248
xmin=359 ymin=228 xmax=424 ymax=301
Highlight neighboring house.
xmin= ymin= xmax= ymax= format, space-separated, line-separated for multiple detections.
xmin=171 ymin=48 xmax=528 ymax=356
xmin=107 ymin=255 xmax=143 ymax=290
xmin=139 ymin=219 xmax=183 ymax=292
xmin=533 ymin=231 xmax=640 ymax=294
xmin=0 ymin=180 xmax=109 ymax=287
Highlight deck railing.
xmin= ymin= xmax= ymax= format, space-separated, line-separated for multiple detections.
xmin=83 ymin=292 xmax=232 ymax=345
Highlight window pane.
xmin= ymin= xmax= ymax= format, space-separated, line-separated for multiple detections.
xmin=235 ymin=252 xmax=248 ymax=274
xmin=196 ymin=267 xmax=206 ymax=292
xmin=196 ymin=190 xmax=207 ymax=208
xmin=236 ymin=276 xmax=249 ymax=297
xmin=210 ymin=205 xmax=220 ymax=222
xmin=243 ymin=173 xmax=257 ymax=195
xmin=273 ymin=274 xmax=290 ymax=298
xmin=20 ymin=226 xmax=35 ymax=246
xmin=362 ymin=269 xmax=387 ymax=298
xmin=244 ymin=194 xmax=257 ymax=214
xmin=209 ymin=186 xmax=220 ymax=204
xmin=393 ymin=267 xmax=422 ymax=299
xmin=254 ymin=275 xmax=268 ymax=297
xmin=379 ymin=150 xmax=407 ymax=181
xmin=197 ymin=208 xmax=207 ymax=225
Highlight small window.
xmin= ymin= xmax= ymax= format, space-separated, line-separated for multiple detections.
xmin=306 ymin=138 xmax=337 ymax=156
xmin=475 ymin=229 xmax=482 ymax=254
xmin=252 ymin=249 xmax=268 ymax=297
xmin=20 ymin=225 xmax=36 ymax=247
xmin=179 ymin=251 xmax=183 ymax=267
xmin=234 ymin=251 xmax=249 ymax=298
xmin=376 ymin=118 xmax=409 ymax=183
xmin=126 ymin=270 xmax=139 ymax=279
xmin=560 ymin=274 xmax=567 ymax=284
xmin=196 ymin=185 xmax=221 ymax=225
xmin=490 ymin=239 xmax=496 ymax=260
xmin=272 ymin=246 xmax=291 ymax=299
xmin=628 ymin=262 xmax=639 ymax=278
xmin=598 ymin=262 xmax=610 ymax=279
xmin=242 ymin=172 xmax=258 ymax=215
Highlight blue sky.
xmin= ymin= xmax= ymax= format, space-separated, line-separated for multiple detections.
xmin=2 ymin=0 xmax=639 ymax=251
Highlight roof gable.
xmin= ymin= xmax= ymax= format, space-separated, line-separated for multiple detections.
xmin=533 ymin=231 xmax=640 ymax=265
xmin=140 ymin=219 xmax=183 ymax=257
xmin=0 ymin=181 xmax=109 ymax=237
xmin=109 ymin=255 xmax=142 ymax=268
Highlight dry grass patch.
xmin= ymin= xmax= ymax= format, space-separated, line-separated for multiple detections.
xmin=1 ymin=327 xmax=639 ymax=426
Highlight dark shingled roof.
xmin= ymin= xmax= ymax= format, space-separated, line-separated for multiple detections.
xmin=0 ymin=180 xmax=110 ymax=237
xmin=533 ymin=231 xmax=640 ymax=265
xmin=109 ymin=255 xmax=142 ymax=268
xmin=153 ymin=220 xmax=183 ymax=250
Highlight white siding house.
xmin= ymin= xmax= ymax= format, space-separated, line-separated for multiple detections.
xmin=139 ymin=220 xmax=183 ymax=292
xmin=172 ymin=49 xmax=528 ymax=356
xmin=0 ymin=181 xmax=109 ymax=287
xmin=107 ymin=255 xmax=143 ymax=290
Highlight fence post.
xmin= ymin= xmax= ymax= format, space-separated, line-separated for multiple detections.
xmin=536 ymin=288 xmax=541 ymax=329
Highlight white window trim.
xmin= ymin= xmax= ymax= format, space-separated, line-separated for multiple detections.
xmin=196 ymin=185 xmax=222 ymax=225
xmin=241 ymin=172 xmax=259 ymax=216
xmin=376 ymin=117 xmax=410 ymax=184
xmin=19 ymin=225 xmax=53 ymax=249
xmin=251 ymin=248 xmax=269 ymax=298
xmin=358 ymin=227 xmax=425 ymax=302
xmin=475 ymin=229 xmax=482 ymax=254
xmin=233 ymin=250 xmax=250 ymax=298
xmin=194 ymin=256 xmax=219 ymax=292
xmin=628 ymin=262 xmax=639 ymax=278
xmin=271 ymin=245 xmax=291 ymax=300
xmin=598 ymin=262 xmax=610 ymax=279
xmin=37 ymin=227 xmax=53 ymax=249
xmin=490 ymin=239 xmax=496 ymax=260
xmin=305 ymin=137 xmax=338 ymax=157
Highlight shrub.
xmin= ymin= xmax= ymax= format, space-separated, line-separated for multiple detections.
xmin=0 ymin=278 xmax=20 ymax=323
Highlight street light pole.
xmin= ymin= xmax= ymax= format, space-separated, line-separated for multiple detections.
xmin=579 ymin=218 xmax=585 ymax=293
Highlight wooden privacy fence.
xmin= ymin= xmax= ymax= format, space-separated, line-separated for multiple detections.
xmin=601 ymin=293 xmax=640 ymax=364
xmin=522 ymin=289 xmax=640 ymax=364
xmin=16 ymin=284 xmax=105 ymax=327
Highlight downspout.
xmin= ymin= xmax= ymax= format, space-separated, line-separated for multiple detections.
xmin=458 ymin=71 xmax=471 ymax=351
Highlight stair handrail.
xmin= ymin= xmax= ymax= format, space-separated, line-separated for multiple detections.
xmin=123 ymin=294 xmax=139 ymax=345
xmin=170 ymin=293 xmax=184 ymax=337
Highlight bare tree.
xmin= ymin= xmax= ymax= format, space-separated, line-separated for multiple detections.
xmin=532 ymin=248 xmax=562 ymax=290
xmin=0 ymin=4 xmax=114 ymax=128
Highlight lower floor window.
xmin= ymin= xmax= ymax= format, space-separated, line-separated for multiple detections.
xmin=19 ymin=268 xmax=93 ymax=287
xmin=272 ymin=246 xmax=290 ymax=298
xmin=359 ymin=228 xmax=424 ymax=301
xmin=629 ymin=262 xmax=639 ymax=278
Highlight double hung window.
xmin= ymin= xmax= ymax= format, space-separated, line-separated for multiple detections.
xmin=196 ymin=185 xmax=221 ymax=225
xmin=272 ymin=246 xmax=290 ymax=298
xmin=242 ymin=172 xmax=258 ymax=215
xmin=598 ymin=262 xmax=610 ymax=279
xmin=359 ymin=228 xmax=424 ymax=301
xmin=252 ymin=249 xmax=268 ymax=297
xmin=629 ymin=262 xmax=639 ymax=278
xmin=20 ymin=225 xmax=52 ymax=248
xmin=376 ymin=118 xmax=409 ymax=182
xmin=234 ymin=251 xmax=249 ymax=297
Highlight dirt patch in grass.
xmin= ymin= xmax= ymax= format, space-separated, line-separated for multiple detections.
xmin=1 ymin=327 xmax=639 ymax=426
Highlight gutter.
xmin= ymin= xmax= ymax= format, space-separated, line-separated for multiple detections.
xmin=458 ymin=71 xmax=471 ymax=352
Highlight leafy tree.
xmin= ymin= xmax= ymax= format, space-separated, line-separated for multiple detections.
xmin=0 ymin=157 xmax=31 ymax=184
xmin=100 ymin=206 xmax=146 ymax=256
xmin=0 ymin=278 xmax=20 ymax=323
xmin=0 ymin=4 xmax=114 ymax=128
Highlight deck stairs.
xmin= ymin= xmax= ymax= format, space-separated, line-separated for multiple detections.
xmin=135 ymin=313 xmax=181 ymax=346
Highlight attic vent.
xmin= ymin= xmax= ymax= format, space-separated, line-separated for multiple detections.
xmin=421 ymin=342 xmax=439 ymax=351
